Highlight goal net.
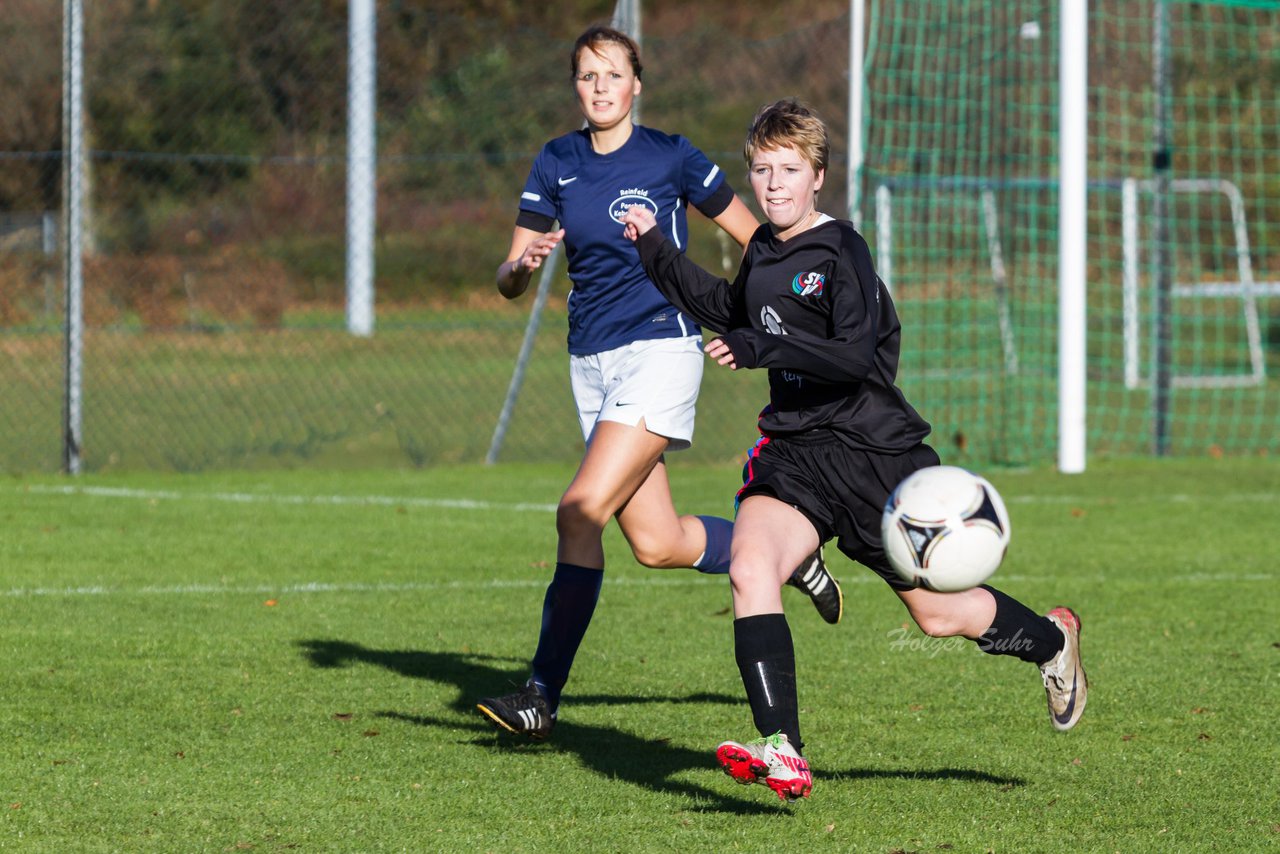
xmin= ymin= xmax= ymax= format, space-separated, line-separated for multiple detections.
xmin=861 ymin=0 xmax=1279 ymax=462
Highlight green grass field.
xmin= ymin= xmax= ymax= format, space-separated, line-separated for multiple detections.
xmin=2 ymin=458 xmax=1277 ymax=852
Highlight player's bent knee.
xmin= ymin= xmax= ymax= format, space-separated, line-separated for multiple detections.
xmin=556 ymin=494 xmax=610 ymax=538
xmin=728 ymin=559 xmax=777 ymax=592
xmin=629 ymin=541 xmax=682 ymax=569
xmin=632 ymin=553 xmax=675 ymax=569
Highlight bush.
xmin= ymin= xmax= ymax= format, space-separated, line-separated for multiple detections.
xmin=81 ymin=248 xmax=295 ymax=330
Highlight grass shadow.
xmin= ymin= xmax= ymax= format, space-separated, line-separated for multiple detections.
xmin=827 ymin=767 xmax=1026 ymax=787
xmin=298 ymin=639 xmax=766 ymax=812
xmin=298 ymin=639 xmax=1026 ymax=809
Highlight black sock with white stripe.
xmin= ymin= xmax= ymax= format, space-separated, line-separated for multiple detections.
xmin=734 ymin=613 xmax=802 ymax=752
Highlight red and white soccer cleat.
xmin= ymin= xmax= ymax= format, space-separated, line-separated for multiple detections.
xmin=715 ymin=732 xmax=813 ymax=801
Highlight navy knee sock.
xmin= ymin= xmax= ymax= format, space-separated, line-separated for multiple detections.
xmin=734 ymin=613 xmax=802 ymax=751
xmin=976 ymin=584 xmax=1064 ymax=664
xmin=529 ymin=562 xmax=603 ymax=712
xmin=693 ymin=515 xmax=733 ymax=574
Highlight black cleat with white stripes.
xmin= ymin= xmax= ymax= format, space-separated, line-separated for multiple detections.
xmin=787 ymin=545 xmax=843 ymax=625
xmin=476 ymin=682 xmax=555 ymax=740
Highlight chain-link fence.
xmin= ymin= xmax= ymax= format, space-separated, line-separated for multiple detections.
xmin=2 ymin=1 xmax=1277 ymax=473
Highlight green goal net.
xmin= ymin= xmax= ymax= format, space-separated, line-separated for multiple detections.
xmin=861 ymin=0 xmax=1280 ymax=464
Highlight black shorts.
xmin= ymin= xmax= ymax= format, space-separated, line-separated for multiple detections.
xmin=738 ymin=432 xmax=940 ymax=591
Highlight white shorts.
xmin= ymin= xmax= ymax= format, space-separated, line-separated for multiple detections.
xmin=570 ymin=336 xmax=704 ymax=451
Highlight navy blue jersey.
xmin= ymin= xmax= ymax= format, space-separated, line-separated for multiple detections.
xmin=517 ymin=126 xmax=733 ymax=355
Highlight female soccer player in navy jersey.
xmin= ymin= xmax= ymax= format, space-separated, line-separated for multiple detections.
xmin=475 ymin=27 xmax=843 ymax=741
xmin=623 ymin=99 xmax=1087 ymax=801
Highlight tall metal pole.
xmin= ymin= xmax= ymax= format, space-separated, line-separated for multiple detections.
xmin=62 ymin=0 xmax=84 ymax=474
xmin=848 ymin=0 xmax=866 ymax=228
xmin=612 ymin=0 xmax=641 ymax=123
xmin=1057 ymin=0 xmax=1088 ymax=473
xmin=346 ymin=0 xmax=376 ymax=337
xmin=1152 ymin=0 xmax=1173 ymax=455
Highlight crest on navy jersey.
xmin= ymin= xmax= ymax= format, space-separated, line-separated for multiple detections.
xmin=609 ymin=188 xmax=658 ymax=223
xmin=791 ymin=271 xmax=826 ymax=296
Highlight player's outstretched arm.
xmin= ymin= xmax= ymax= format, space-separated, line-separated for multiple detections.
xmin=621 ymin=206 xmax=739 ymax=332
xmin=497 ymin=226 xmax=565 ymax=299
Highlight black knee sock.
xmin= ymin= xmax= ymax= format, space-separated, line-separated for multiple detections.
xmin=530 ymin=562 xmax=603 ymax=712
xmin=734 ymin=613 xmax=802 ymax=751
xmin=976 ymin=584 xmax=1064 ymax=664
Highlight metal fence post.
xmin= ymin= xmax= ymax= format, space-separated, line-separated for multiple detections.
xmin=62 ymin=0 xmax=85 ymax=474
xmin=346 ymin=0 xmax=376 ymax=337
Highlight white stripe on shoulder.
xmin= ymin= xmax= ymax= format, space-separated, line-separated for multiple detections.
xmin=670 ymin=210 xmax=682 ymax=250
xmin=702 ymin=164 xmax=721 ymax=188
xmin=522 ymin=191 xmax=541 ymax=202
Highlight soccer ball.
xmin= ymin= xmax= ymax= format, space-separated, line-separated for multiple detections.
xmin=881 ymin=466 xmax=1011 ymax=592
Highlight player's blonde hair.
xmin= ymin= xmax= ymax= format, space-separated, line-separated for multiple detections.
xmin=743 ymin=99 xmax=829 ymax=174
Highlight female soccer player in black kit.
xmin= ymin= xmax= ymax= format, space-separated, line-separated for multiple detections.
xmin=622 ymin=99 xmax=1087 ymax=802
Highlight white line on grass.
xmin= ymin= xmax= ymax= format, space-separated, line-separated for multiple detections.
xmin=21 ymin=484 xmax=559 ymax=513
xmin=2 ymin=571 xmax=1272 ymax=599
xmin=1004 ymin=493 xmax=1280 ymax=505
xmin=3 ymin=579 xmax=560 ymax=598
xmin=0 ymin=577 xmax=734 ymax=599
xmin=19 ymin=483 xmax=1278 ymax=514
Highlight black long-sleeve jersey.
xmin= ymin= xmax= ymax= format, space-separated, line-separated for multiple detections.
xmin=634 ymin=217 xmax=931 ymax=453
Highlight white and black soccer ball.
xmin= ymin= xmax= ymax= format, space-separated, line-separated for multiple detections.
xmin=881 ymin=465 xmax=1011 ymax=592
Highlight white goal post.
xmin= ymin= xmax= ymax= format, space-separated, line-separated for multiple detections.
xmin=857 ymin=0 xmax=1088 ymax=472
